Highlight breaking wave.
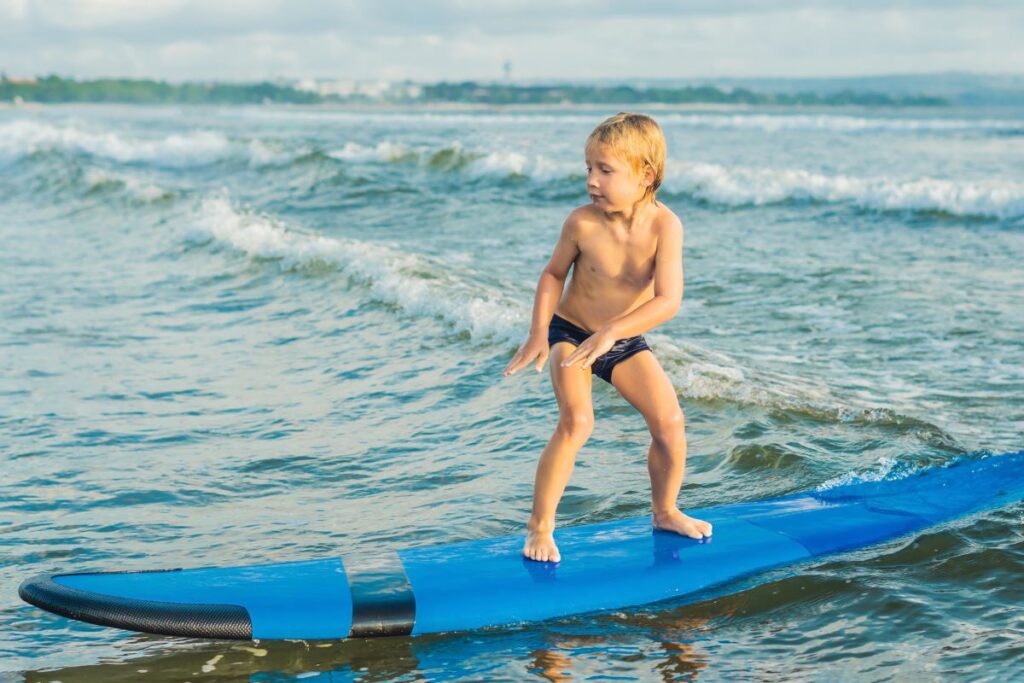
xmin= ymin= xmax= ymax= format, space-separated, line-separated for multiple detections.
xmin=0 ymin=119 xmax=298 ymax=168
xmin=6 ymin=118 xmax=1018 ymax=220
xmin=666 ymin=162 xmax=1024 ymax=220
xmin=186 ymin=195 xmax=529 ymax=344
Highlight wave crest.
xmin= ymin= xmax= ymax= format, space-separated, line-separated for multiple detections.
xmin=327 ymin=140 xmax=572 ymax=180
xmin=83 ymin=168 xmax=173 ymax=202
xmin=319 ymin=140 xmax=1024 ymax=220
xmin=667 ymin=162 xmax=1024 ymax=220
xmin=0 ymin=120 xmax=303 ymax=168
xmin=0 ymin=120 xmax=233 ymax=167
xmin=187 ymin=195 xmax=528 ymax=343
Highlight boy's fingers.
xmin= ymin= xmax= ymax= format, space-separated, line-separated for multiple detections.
xmin=565 ymin=351 xmax=598 ymax=369
xmin=504 ymin=349 xmax=525 ymax=374
xmin=506 ymin=350 xmax=540 ymax=376
xmin=561 ymin=345 xmax=589 ymax=367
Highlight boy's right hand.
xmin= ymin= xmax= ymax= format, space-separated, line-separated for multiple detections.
xmin=503 ymin=334 xmax=549 ymax=377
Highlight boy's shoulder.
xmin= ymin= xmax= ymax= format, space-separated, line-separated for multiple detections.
xmin=651 ymin=201 xmax=683 ymax=233
xmin=559 ymin=204 xmax=598 ymax=242
xmin=565 ymin=202 xmax=684 ymax=245
xmin=564 ymin=202 xmax=683 ymax=235
xmin=566 ymin=203 xmax=600 ymax=224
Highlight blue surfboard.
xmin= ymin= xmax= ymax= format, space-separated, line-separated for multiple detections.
xmin=19 ymin=451 xmax=1024 ymax=641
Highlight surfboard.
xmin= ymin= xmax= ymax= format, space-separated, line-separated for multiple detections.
xmin=20 ymin=451 xmax=1024 ymax=641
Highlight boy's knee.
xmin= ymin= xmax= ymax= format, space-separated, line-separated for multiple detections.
xmin=558 ymin=410 xmax=594 ymax=442
xmin=648 ymin=411 xmax=685 ymax=446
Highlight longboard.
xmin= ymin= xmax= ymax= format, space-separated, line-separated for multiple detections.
xmin=20 ymin=451 xmax=1024 ymax=640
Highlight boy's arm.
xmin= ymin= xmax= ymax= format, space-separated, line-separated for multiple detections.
xmin=528 ymin=213 xmax=580 ymax=335
xmin=603 ymin=217 xmax=683 ymax=338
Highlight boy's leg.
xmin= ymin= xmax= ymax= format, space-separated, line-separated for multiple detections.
xmin=524 ymin=341 xmax=594 ymax=562
xmin=608 ymin=350 xmax=712 ymax=540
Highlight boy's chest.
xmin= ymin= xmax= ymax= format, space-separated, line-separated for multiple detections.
xmin=575 ymin=228 xmax=658 ymax=285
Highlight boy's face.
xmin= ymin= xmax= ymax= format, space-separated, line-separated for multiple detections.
xmin=585 ymin=143 xmax=652 ymax=212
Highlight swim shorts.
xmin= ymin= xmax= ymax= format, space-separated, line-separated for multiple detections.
xmin=547 ymin=313 xmax=651 ymax=384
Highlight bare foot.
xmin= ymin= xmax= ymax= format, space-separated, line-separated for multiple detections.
xmin=523 ymin=527 xmax=561 ymax=563
xmin=652 ymin=509 xmax=713 ymax=540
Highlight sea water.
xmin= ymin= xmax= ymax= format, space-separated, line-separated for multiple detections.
xmin=1 ymin=102 xmax=1022 ymax=681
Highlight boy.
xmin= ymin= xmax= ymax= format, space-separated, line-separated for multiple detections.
xmin=502 ymin=112 xmax=712 ymax=563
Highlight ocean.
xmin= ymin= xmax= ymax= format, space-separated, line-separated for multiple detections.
xmin=1 ymin=101 xmax=1022 ymax=681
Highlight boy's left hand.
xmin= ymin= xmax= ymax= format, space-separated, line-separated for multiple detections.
xmin=560 ymin=328 xmax=617 ymax=370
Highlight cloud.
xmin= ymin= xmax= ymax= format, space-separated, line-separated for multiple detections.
xmin=0 ymin=1 xmax=1021 ymax=81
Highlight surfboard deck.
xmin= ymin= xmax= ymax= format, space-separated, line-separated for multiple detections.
xmin=20 ymin=450 xmax=1024 ymax=641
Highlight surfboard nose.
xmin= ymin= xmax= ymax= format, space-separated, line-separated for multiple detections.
xmin=19 ymin=571 xmax=253 ymax=639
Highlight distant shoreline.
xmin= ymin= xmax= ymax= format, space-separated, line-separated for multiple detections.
xmin=1 ymin=100 xmax=971 ymax=114
xmin=0 ymin=100 xmax=760 ymax=112
xmin=0 ymin=76 xmax=949 ymax=108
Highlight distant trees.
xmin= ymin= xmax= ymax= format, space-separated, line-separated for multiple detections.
xmin=0 ymin=75 xmax=321 ymax=104
xmin=0 ymin=75 xmax=946 ymax=107
xmin=418 ymin=81 xmax=945 ymax=106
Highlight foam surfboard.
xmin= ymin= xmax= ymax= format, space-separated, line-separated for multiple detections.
xmin=20 ymin=451 xmax=1024 ymax=641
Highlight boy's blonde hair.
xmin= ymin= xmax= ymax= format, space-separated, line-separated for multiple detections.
xmin=585 ymin=112 xmax=666 ymax=204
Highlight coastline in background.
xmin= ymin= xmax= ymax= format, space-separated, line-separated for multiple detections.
xmin=7 ymin=72 xmax=1024 ymax=107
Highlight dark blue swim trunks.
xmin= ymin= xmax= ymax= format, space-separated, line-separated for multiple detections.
xmin=547 ymin=313 xmax=651 ymax=384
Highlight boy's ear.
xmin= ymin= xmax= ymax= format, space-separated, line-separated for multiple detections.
xmin=643 ymin=163 xmax=655 ymax=187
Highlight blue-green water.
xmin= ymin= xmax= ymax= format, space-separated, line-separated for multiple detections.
xmin=1 ymin=102 xmax=1022 ymax=682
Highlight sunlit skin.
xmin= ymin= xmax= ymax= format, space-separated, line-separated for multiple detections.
xmin=503 ymin=141 xmax=712 ymax=563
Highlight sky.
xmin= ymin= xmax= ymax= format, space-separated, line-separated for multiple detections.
xmin=1 ymin=0 xmax=1022 ymax=82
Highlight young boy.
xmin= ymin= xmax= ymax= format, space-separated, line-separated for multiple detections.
xmin=502 ymin=112 xmax=712 ymax=563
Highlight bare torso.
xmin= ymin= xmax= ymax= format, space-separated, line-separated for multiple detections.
xmin=556 ymin=202 xmax=672 ymax=334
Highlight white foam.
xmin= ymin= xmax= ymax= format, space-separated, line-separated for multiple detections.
xmin=468 ymin=150 xmax=576 ymax=182
xmin=187 ymin=195 xmax=528 ymax=344
xmin=327 ymin=140 xmax=418 ymax=163
xmin=0 ymin=119 xmax=281 ymax=168
xmin=326 ymin=139 xmax=576 ymax=181
xmin=667 ymin=161 xmax=1024 ymax=219
xmin=247 ymin=139 xmax=304 ymax=167
xmin=0 ymin=119 xmax=230 ymax=167
xmin=815 ymin=456 xmax=919 ymax=490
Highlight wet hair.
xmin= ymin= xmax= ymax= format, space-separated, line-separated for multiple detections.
xmin=585 ymin=112 xmax=666 ymax=204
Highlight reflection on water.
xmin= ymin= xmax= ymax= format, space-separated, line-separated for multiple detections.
xmin=20 ymin=614 xmax=717 ymax=682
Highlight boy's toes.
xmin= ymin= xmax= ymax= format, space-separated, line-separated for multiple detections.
xmin=522 ymin=543 xmax=560 ymax=563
